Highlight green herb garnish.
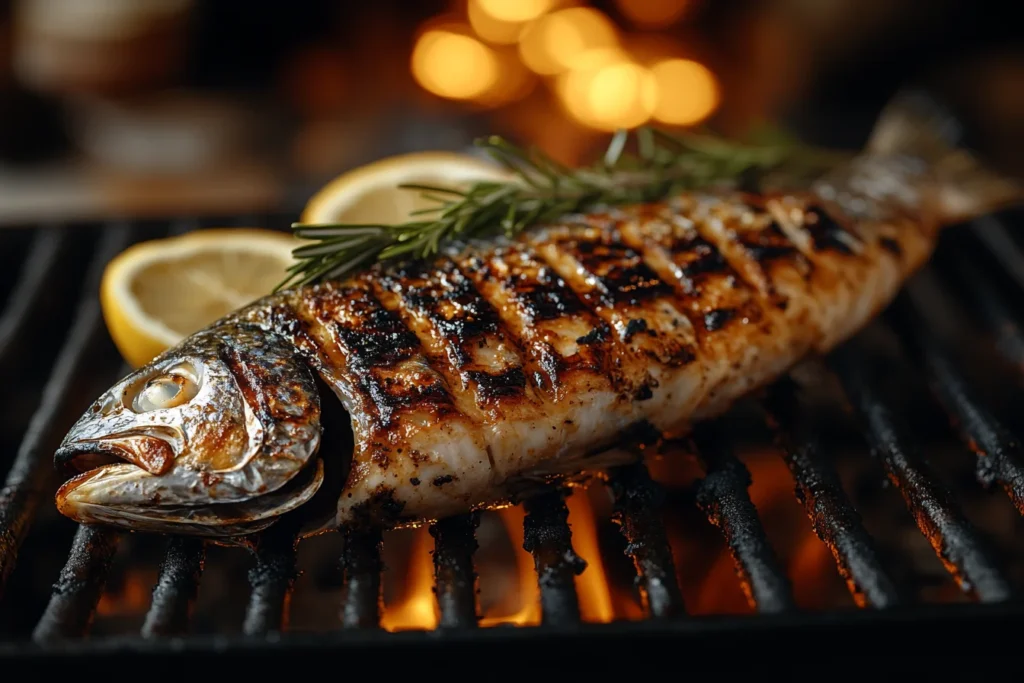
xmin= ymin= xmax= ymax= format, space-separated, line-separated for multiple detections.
xmin=276 ymin=125 xmax=845 ymax=291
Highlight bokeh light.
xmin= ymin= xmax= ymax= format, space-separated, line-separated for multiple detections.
xmin=518 ymin=7 xmax=620 ymax=75
xmin=557 ymin=56 xmax=657 ymax=131
xmin=468 ymin=0 xmax=525 ymax=45
xmin=649 ymin=58 xmax=719 ymax=125
xmin=411 ymin=2 xmax=720 ymax=132
xmin=614 ymin=0 xmax=690 ymax=29
xmin=411 ymin=29 xmax=500 ymax=101
xmin=476 ymin=0 xmax=554 ymax=23
xmin=473 ymin=49 xmax=538 ymax=108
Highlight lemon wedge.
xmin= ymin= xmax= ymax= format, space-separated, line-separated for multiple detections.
xmin=102 ymin=151 xmax=509 ymax=368
xmin=100 ymin=228 xmax=299 ymax=368
xmin=301 ymin=150 xmax=513 ymax=224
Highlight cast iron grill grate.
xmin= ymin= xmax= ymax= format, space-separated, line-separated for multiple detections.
xmin=0 ymin=210 xmax=1023 ymax=665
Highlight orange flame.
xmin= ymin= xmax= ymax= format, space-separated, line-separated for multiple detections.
xmin=566 ymin=486 xmax=644 ymax=622
xmin=380 ymin=528 xmax=439 ymax=631
xmin=480 ymin=506 xmax=542 ymax=626
xmin=743 ymin=451 xmax=851 ymax=611
xmin=97 ymin=569 xmax=155 ymax=616
xmin=660 ymin=447 xmax=852 ymax=615
xmin=482 ymin=487 xmax=645 ymax=625
xmin=378 ymin=448 xmax=843 ymax=631
xmin=565 ymin=489 xmax=614 ymax=622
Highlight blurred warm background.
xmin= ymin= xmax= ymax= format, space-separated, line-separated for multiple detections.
xmin=0 ymin=0 xmax=1021 ymax=225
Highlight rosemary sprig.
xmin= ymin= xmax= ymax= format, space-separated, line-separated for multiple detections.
xmin=276 ymin=125 xmax=846 ymax=291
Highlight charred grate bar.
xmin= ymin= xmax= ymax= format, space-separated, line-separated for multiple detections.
xmin=828 ymin=342 xmax=1014 ymax=602
xmin=889 ymin=292 xmax=1024 ymax=514
xmin=33 ymin=525 xmax=121 ymax=643
xmin=692 ymin=424 xmax=796 ymax=613
xmin=430 ymin=513 xmax=481 ymax=629
xmin=1 ymin=210 xmax=1024 ymax=658
xmin=763 ymin=381 xmax=904 ymax=609
xmin=140 ymin=537 xmax=205 ymax=638
xmin=1 ymin=225 xmax=127 ymax=595
xmin=0 ymin=229 xmax=62 ymax=361
xmin=945 ymin=250 xmax=1024 ymax=372
xmin=610 ymin=461 xmax=686 ymax=618
xmin=340 ymin=528 xmax=384 ymax=629
xmin=522 ymin=490 xmax=586 ymax=627
xmin=243 ymin=523 xmax=300 ymax=636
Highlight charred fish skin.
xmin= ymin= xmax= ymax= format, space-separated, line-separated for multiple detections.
xmin=52 ymin=91 xmax=1023 ymax=537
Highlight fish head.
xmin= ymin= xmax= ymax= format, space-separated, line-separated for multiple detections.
xmin=54 ymin=326 xmax=325 ymax=538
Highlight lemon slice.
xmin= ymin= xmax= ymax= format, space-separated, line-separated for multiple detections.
xmin=100 ymin=228 xmax=299 ymax=368
xmin=301 ymin=150 xmax=514 ymax=224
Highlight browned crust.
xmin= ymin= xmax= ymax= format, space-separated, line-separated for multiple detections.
xmin=459 ymin=243 xmax=619 ymax=399
xmin=247 ymin=187 xmax=939 ymax=528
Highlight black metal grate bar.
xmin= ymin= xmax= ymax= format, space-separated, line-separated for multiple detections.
xmin=829 ymin=342 xmax=1014 ymax=601
xmin=0 ymin=226 xmax=127 ymax=595
xmin=0 ymin=229 xmax=63 ymax=361
xmin=945 ymin=251 xmax=1024 ymax=372
xmin=691 ymin=424 xmax=795 ymax=613
xmin=522 ymin=490 xmax=585 ymax=627
xmin=429 ymin=513 xmax=480 ymax=629
xmin=32 ymin=525 xmax=121 ymax=643
xmin=971 ymin=216 xmax=1024 ymax=295
xmin=763 ymin=381 xmax=904 ymax=608
xmin=340 ymin=528 xmax=383 ymax=629
xmin=889 ymin=293 xmax=1024 ymax=515
xmin=242 ymin=525 xmax=300 ymax=636
xmin=609 ymin=461 xmax=686 ymax=618
xmin=141 ymin=538 xmax=206 ymax=638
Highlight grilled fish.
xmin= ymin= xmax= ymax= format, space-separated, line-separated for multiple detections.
xmin=54 ymin=92 xmax=1022 ymax=539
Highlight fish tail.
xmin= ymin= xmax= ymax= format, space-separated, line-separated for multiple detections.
xmin=868 ymin=89 xmax=1023 ymax=223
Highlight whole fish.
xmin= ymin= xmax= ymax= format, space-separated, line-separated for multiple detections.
xmin=54 ymin=93 xmax=1021 ymax=539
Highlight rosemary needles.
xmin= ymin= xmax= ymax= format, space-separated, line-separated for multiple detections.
xmin=277 ymin=125 xmax=842 ymax=291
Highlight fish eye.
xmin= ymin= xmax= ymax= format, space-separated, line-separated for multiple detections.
xmin=127 ymin=363 xmax=201 ymax=413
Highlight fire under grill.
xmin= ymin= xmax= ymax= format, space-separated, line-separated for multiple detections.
xmin=1 ymin=210 xmax=1024 ymax=667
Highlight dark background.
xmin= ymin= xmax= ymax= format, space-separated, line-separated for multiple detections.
xmin=1 ymin=0 xmax=1021 ymax=223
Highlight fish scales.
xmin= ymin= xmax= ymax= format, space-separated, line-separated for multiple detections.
xmin=52 ymin=92 xmax=1023 ymax=537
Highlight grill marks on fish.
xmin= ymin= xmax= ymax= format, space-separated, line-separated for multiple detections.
xmin=285 ymin=281 xmax=457 ymax=430
xmin=704 ymin=196 xmax=813 ymax=302
xmin=613 ymin=200 xmax=786 ymax=422
xmin=458 ymin=245 xmax=614 ymax=399
xmin=525 ymin=217 xmax=706 ymax=433
xmin=277 ymin=279 xmax=495 ymax=526
xmin=376 ymin=259 xmax=534 ymax=409
xmin=769 ymin=196 xmax=929 ymax=351
xmin=802 ymin=204 xmax=862 ymax=255
xmin=241 ymin=189 xmax=936 ymax=528
xmin=532 ymin=221 xmax=697 ymax=367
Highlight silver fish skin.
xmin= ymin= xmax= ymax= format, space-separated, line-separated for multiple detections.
xmin=54 ymin=91 xmax=1022 ymax=539
xmin=56 ymin=325 xmax=324 ymax=536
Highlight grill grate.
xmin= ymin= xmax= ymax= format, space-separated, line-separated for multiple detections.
xmin=691 ymin=424 xmax=795 ymax=612
xmin=140 ymin=536 xmax=204 ymax=638
xmin=764 ymin=380 xmax=904 ymax=608
xmin=1 ymin=210 xmax=1024 ymax=665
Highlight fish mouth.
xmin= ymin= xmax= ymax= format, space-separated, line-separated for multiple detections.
xmin=55 ymin=429 xmax=325 ymax=538
xmin=55 ymin=456 xmax=325 ymax=538
xmin=55 ymin=433 xmax=176 ymax=476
